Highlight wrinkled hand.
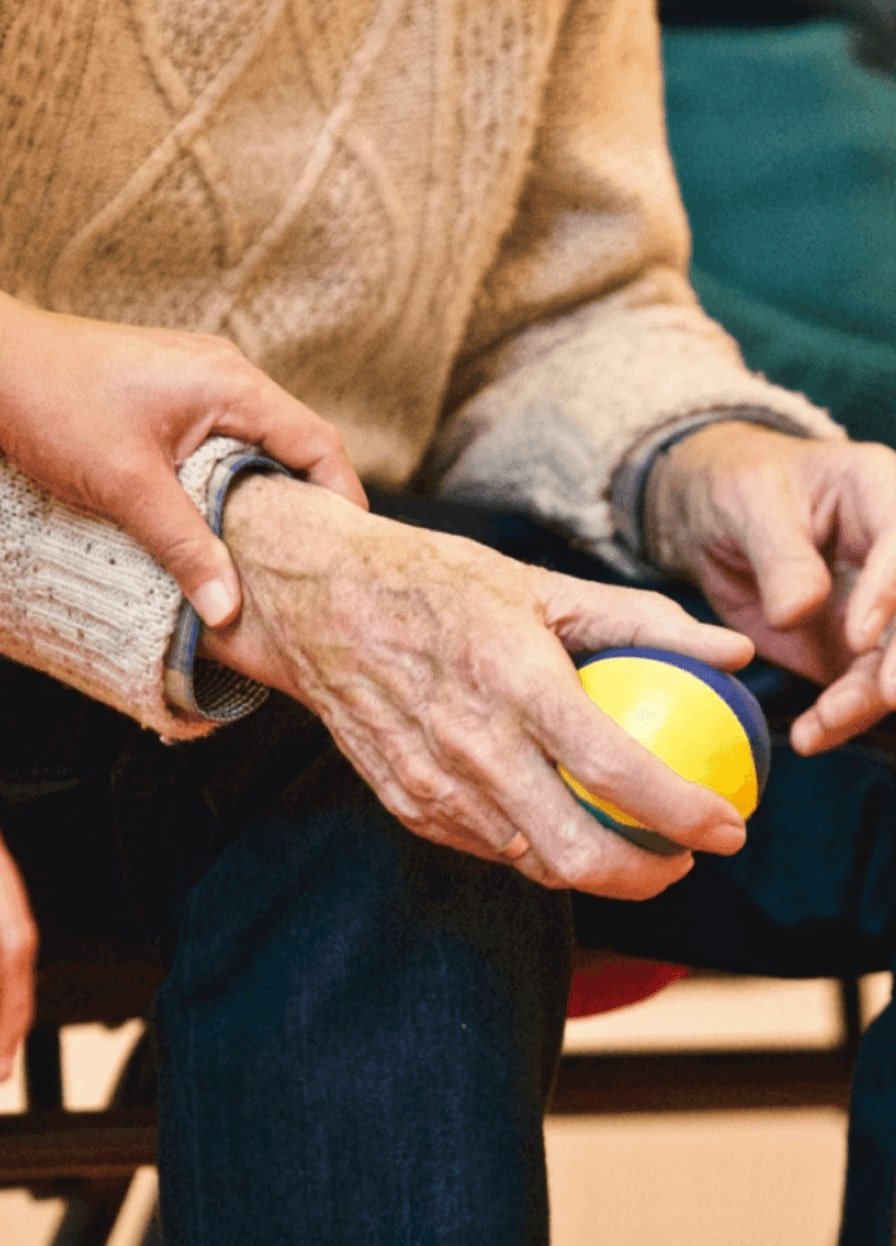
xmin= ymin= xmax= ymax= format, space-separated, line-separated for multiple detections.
xmin=0 ymin=835 xmax=36 ymax=1081
xmin=645 ymin=422 xmax=896 ymax=754
xmin=201 ymin=475 xmax=755 ymax=900
xmin=0 ymin=292 xmax=366 ymax=626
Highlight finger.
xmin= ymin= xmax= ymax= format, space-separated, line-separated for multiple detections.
xmin=791 ymin=651 xmax=888 ymax=755
xmin=876 ymin=618 xmax=896 ymax=705
xmin=733 ymin=483 xmax=832 ymax=629
xmin=542 ymin=578 xmax=754 ymax=670
xmin=528 ymin=669 xmax=747 ymax=857
xmin=844 ymin=529 xmax=896 ymax=652
xmin=217 ymin=379 xmax=368 ymax=510
xmin=112 ymin=460 xmax=242 ymax=627
xmin=497 ymin=744 xmax=697 ymax=899
xmin=0 ymin=840 xmax=37 ymax=1079
xmin=384 ymin=721 xmax=695 ymax=898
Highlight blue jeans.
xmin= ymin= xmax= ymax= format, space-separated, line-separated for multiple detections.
xmin=3 ymin=496 xmax=895 ymax=1244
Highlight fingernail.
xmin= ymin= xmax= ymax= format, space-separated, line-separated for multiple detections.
xmin=192 ymin=579 xmax=237 ymax=627
xmin=709 ymin=820 xmax=747 ymax=854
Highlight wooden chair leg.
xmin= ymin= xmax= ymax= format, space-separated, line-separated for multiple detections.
xmin=24 ymin=1024 xmax=64 ymax=1112
xmin=49 ymin=1179 xmax=134 ymax=1246
xmin=839 ymin=977 xmax=862 ymax=1061
xmin=16 ymin=1026 xmax=157 ymax=1246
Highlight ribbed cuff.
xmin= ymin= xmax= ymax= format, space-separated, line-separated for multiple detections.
xmin=164 ymin=451 xmax=291 ymax=723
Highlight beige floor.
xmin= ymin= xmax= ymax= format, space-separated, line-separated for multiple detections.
xmin=1 ymin=974 xmax=889 ymax=1245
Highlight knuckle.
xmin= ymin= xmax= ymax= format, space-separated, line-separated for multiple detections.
xmin=394 ymin=753 xmax=450 ymax=807
xmin=659 ymin=784 xmax=714 ymax=832
xmin=2 ymin=924 xmax=37 ymax=969
xmin=526 ymin=681 xmax=568 ymax=739
xmin=614 ymin=872 xmax=673 ymax=902
xmin=503 ymin=655 xmax=557 ymax=718
xmin=857 ymin=442 xmax=894 ymax=474
xmin=106 ymin=456 xmax=152 ymax=504
xmin=639 ymin=589 xmax=679 ymax=617
xmin=539 ymin=813 xmax=605 ymax=887
xmin=202 ymin=333 xmax=244 ymax=361
xmin=223 ymin=365 xmax=265 ymax=411
xmin=155 ymin=530 xmax=208 ymax=575
xmin=313 ymin=421 xmax=345 ymax=454
xmin=707 ymin=472 xmax=745 ymax=517
xmin=585 ymin=746 xmax=630 ymax=797
xmin=533 ymin=863 xmax=567 ymax=890
xmin=429 ymin=716 xmax=473 ymax=766
xmin=377 ymin=778 xmax=422 ymax=828
xmin=587 ymin=852 xmax=674 ymax=901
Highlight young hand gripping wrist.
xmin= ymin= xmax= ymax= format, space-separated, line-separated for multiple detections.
xmin=0 ymin=292 xmax=367 ymax=628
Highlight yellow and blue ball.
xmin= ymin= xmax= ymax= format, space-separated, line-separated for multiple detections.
xmin=561 ymin=646 xmax=770 ymax=856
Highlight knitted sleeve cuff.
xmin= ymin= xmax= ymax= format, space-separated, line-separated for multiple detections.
xmin=164 ymin=451 xmax=291 ymax=724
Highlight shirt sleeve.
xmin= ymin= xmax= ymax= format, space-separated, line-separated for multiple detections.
xmin=0 ymin=435 xmax=261 ymax=741
xmin=427 ymin=0 xmax=845 ymax=561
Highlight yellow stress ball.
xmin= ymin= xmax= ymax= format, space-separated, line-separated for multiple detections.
xmin=560 ymin=646 xmax=771 ymax=855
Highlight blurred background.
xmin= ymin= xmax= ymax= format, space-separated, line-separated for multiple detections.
xmin=0 ymin=970 xmax=889 ymax=1244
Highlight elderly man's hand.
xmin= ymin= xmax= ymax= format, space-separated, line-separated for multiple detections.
xmin=646 ymin=422 xmax=896 ymax=754
xmin=200 ymin=475 xmax=755 ymax=900
xmin=0 ymin=835 xmax=36 ymax=1081
xmin=0 ymin=292 xmax=366 ymax=627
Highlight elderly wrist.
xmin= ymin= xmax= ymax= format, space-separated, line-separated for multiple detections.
xmin=219 ymin=470 xmax=295 ymax=550
xmin=643 ymin=421 xmax=766 ymax=572
xmin=202 ymin=474 xmax=367 ymax=689
xmin=643 ymin=420 xmax=808 ymax=573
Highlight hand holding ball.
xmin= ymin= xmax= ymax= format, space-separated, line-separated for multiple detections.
xmin=560 ymin=647 xmax=771 ymax=856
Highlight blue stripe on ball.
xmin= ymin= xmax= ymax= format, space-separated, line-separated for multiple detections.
xmin=578 ymin=797 xmax=686 ymax=857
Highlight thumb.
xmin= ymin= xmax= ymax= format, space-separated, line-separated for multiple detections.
xmin=735 ymin=485 xmax=831 ymax=628
xmin=115 ymin=462 xmax=242 ymax=627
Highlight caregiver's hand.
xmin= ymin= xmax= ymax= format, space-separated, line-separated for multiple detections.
xmin=0 ymin=292 xmax=366 ymax=627
xmin=200 ymin=474 xmax=754 ymax=900
xmin=0 ymin=834 xmax=36 ymax=1082
xmin=645 ymin=421 xmax=896 ymax=754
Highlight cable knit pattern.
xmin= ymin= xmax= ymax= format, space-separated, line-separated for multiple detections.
xmin=0 ymin=0 xmax=842 ymax=737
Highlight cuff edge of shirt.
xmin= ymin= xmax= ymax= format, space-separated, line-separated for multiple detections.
xmin=164 ymin=450 xmax=291 ymax=724
xmin=610 ymin=407 xmax=814 ymax=562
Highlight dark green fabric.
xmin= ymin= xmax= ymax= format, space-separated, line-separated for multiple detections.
xmin=663 ymin=21 xmax=896 ymax=442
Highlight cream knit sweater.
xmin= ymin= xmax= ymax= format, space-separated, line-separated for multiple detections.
xmin=0 ymin=0 xmax=841 ymax=739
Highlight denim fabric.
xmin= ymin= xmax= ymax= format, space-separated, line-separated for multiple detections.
xmin=153 ymin=753 xmax=573 ymax=1246
xmin=2 ymin=494 xmax=896 ymax=1243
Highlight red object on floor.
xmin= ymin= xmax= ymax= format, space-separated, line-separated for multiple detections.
xmin=566 ymin=960 xmax=688 ymax=1019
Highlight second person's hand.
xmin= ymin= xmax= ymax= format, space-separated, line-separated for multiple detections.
xmin=0 ymin=292 xmax=367 ymax=627
xmin=644 ymin=422 xmax=896 ymax=754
